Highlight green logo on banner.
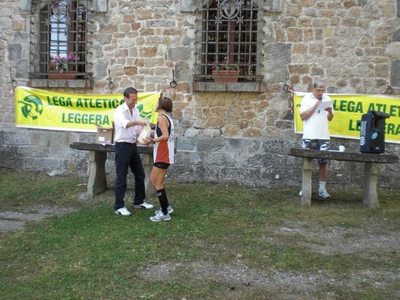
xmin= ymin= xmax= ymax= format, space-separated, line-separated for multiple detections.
xmin=18 ymin=95 xmax=43 ymax=120
xmin=136 ymin=103 xmax=153 ymax=120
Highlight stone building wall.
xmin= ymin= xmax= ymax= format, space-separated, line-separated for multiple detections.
xmin=1 ymin=0 xmax=400 ymax=191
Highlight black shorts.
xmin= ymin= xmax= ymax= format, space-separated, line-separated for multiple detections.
xmin=153 ymin=162 xmax=170 ymax=169
xmin=302 ymin=139 xmax=329 ymax=165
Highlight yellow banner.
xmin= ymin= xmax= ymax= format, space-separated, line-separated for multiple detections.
xmin=293 ymin=93 xmax=400 ymax=144
xmin=15 ymin=87 xmax=160 ymax=132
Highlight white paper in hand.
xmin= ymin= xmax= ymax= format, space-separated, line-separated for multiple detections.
xmin=317 ymin=100 xmax=333 ymax=110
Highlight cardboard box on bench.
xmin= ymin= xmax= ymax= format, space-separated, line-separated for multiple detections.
xmin=95 ymin=123 xmax=114 ymax=144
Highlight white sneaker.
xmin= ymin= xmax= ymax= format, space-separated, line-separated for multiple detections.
xmin=133 ymin=201 xmax=154 ymax=209
xmin=318 ymin=189 xmax=331 ymax=198
xmin=115 ymin=207 xmax=131 ymax=216
xmin=150 ymin=210 xmax=171 ymax=222
xmin=155 ymin=205 xmax=174 ymax=215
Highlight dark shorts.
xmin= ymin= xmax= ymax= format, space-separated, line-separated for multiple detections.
xmin=154 ymin=162 xmax=170 ymax=169
xmin=302 ymin=139 xmax=329 ymax=164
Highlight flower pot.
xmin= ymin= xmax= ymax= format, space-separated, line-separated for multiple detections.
xmin=47 ymin=71 xmax=77 ymax=79
xmin=212 ymin=70 xmax=239 ymax=82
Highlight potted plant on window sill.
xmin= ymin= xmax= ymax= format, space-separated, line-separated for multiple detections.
xmin=47 ymin=52 xmax=79 ymax=79
xmin=212 ymin=61 xmax=239 ymax=82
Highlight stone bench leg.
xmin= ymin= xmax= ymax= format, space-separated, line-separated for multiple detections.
xmin=363 ymin=162 xmax=379 ymax=209
xmin=301 ymin=157 xmax=313 ymax=206
xmin=87 ymin=151 xmax=107 ymax=198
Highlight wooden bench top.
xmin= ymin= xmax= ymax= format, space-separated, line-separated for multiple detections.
xmin=70 ymin=142 xmax=153 ymax=154
xmin=289 ymin=148 xmax=398 ymax=164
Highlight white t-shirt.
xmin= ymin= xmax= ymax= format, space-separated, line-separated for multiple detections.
xmin=113 ymin=102 xmax=141 ymax=143
xmin=300 ymin=93 xmax=333 ymax=140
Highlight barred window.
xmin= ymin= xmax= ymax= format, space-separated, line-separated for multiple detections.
xmin=29 ymin=0 xmax=90 ymax=79
xmin=193 ymin=0 xmax=264 ymax=82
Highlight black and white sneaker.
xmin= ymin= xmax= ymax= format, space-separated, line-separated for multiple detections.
xmin=115 ymin=207 xmax=131 ymax=216
xmin=133 ymin=202 xmax=154 ymax=209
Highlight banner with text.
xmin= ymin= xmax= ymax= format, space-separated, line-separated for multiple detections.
xmin=293 ymin=93 xmax=400 ymax=144
xmin=15 ymin=87 xmax=160 ymax=132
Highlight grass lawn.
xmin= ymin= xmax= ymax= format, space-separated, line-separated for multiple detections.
xmin=0 ymin=169 xmax=399 ymax=299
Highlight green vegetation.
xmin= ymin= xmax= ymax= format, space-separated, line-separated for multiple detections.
xmin=0 ymin=168 xmax=399 ymax=299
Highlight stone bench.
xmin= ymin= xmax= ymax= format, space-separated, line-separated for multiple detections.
xmin=289 ymin=148 xmax=399 ymax=208
xmin=70 ymin=142 xmax=154 ymax=198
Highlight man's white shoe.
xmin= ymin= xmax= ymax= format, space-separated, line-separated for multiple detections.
xmin=115 ymin=207 xmax=131 ymax=216
xmin=133 ymin=201 xmax=154 ymax=209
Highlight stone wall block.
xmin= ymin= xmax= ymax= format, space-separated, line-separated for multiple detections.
xmin=176 ymin=136 xmax=196 ymax=151
xmin=264 ymin=0 xmax=281 ymax=12
xmin=387 ymin=43 xmax=400 ymax=60
xmin=175 ymin=151 xmax=203 ymax=165
xmin=297 ymin=16 xmax=311 ymax=27
xmin=393 ymin=29 xmax=400 ymax=42
xmin=304 ymin=8 xmax=316 ymax=17
xmin=8 ymin=44 xmax=21 ymax=60
xmin=309 ymin=43 xmax=324 ymax=55
xmin=391 ymin=60 xmax=400 ymax=87
xmin=167 ymin=47 xmax=191 ymax=61
xmin=140 ymin=47 xmax=158 ymax=57
xmin=311 ymin=66 xmax=324 ymax=77
xmin=275 ymin=27 xmax=286 ymax=42
xmin=197 ymin=137 xmax=225 ymax=152
xmin=281 ymin=17 xmax=296 ymax=28
xmin=124 ymin=66 xmax=138 ymax=76
xmin=139 ymin=28 xmax=155 ymax=36
xmin=375 ymin=64 xmax=389 ymax=78
xmin=342 ymin=18 xmax=357 ymax=27
xmin=303 ymin=28 xmax=315 ymax=42
xmin=287 ymin=28 xmax=302 ymax=42
xmin=204 ymin=152 xmax=228 ymax=167
xmin=264 ymin=43 xmax=291 ymax=82
xmin=179 ymin=0 xmax=198 ymax=13
xmin=292 ymin=43 xmax=308 ymax=55
xmin=15 ymin=59 xmax=28 ymax=78
xmin=325 ymin=47 xmax=339 ymax=57
xmin=325 ymin=37 xmax=340 ymax=47
xmin=147 ymin=20 xmax=175 ymax=28
xmin=91 ymin=0 xmax=108 ymax=13
xmin=286 ymin=4 xmax=302 ymax=17
xmin=288 ymin=64 xmax=310 ymax=75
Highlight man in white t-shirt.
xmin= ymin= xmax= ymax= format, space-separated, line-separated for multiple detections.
xmin=113 ymin=87 xmax=154 ymax=216
xmin=300 ymin=80 xmax=334 ymax=198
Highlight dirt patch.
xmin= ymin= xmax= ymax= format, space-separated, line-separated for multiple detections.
xmin=140 ymin=220 xmax=400 ymax=297
xmin=0 ymin=207 xmax=77 ymax=232
xmin=273 ymin=220 xmax=400 ymax=255
xmin=141 ymin=261 xmax=400 ymax=293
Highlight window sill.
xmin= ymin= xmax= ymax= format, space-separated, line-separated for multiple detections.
xmin=28 ymin=78 xmax=94 ymax=89
xmin=192 ymin=81 xmax=266 ymax=93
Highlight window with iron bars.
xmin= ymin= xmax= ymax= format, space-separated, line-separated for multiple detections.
xmin=193 ymin=0 xmax=264 ymax=82
xmin=29 ymin=0 xmax=90 ymax=79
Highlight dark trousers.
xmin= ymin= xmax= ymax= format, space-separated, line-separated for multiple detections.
xmin=114 ymin=142 xmax=146 ymax=210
